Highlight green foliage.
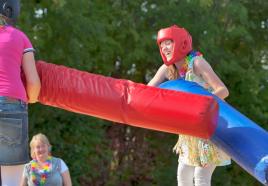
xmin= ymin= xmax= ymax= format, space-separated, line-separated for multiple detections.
xmin=18 ymin=0 xmax=268 ymax=185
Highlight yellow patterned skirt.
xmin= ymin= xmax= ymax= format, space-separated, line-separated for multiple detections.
xmin=173 ymin=135 xmax=231 ymax=167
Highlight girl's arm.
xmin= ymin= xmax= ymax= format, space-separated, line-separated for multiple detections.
xmin=193 ymin=58 xmax=229 ymax=99
xmin=22 ymin=52 xmax=41 ymax=103
xmin=62 ymin=170 xmax=72 ymax=186
xmin=147 ymin=64 xmax=168 ymax=87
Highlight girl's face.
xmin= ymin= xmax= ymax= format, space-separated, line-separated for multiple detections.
xmin=160 ymin=40 xmax=174 ymax=62
xmin=33 ymin=140 xmax=49 ymax=160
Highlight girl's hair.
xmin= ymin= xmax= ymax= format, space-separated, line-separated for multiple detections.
xmin=0 ymin=15 xmax=7 ymax=25
xmin=30 ymin=133 xmax=52 ymax=159
xmin=167 ymin=64 xmax=179 ymax=80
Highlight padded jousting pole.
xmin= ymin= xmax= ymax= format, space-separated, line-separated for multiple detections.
xmin=36 ymin=60 xmax=218 ymax=139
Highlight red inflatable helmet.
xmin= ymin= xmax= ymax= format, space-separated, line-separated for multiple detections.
xmin=157 ymin=25 xmax=192 ymax=66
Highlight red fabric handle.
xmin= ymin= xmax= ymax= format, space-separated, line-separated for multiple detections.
xmin=36 ymin=60 xmax=218 ymax=139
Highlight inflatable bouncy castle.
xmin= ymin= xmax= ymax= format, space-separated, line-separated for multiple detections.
xmin=36 ymin=61 xmax=268 ymax=185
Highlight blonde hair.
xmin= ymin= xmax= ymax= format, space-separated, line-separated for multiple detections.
xmin=30 ymin=133 xmax=52 ymax=159
xmin=0 ymin=15 xmax=7 ymax=25
xmin=167 ymin=64 xmax=179 ymax=80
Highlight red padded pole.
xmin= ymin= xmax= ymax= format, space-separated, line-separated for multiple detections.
xmin=36 ymin=61 xmax=218 ymax=139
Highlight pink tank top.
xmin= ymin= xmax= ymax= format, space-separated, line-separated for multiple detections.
xmin=0 ymin=26 xmax=34 ymax=102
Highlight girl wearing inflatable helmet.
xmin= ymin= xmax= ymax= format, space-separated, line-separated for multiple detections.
xmin=148 ymin=25 xmax=231 ymax=186
xmin=0 ymin=0 xmax=41 ymax=185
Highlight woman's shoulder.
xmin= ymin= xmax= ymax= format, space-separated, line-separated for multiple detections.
xmin=158 ymin=64 xmax=168 ymax=70
xmin=24 ymin=159 xmax=34 ymax=167
xmin=9 ymin=26 xmax=30 ymax=39
xmin=6 ymin=25 xmax=21 ymax=33
xmin=23 ymin=160 xmax=34 ymax=176
xmin=52 ymin=156 xmax=67 ymax=167
xmin=158 ymin=64 xmax=168 ymax=76
xmin=52 ymin=156 xmax=69 ymax=173
xmin=186 ymin=51 xmax=202 ymax=68
xmin=52 ymin=156 xmax=64 ymax=162
xmin=192 ymin=56 xmax=211 ymax=70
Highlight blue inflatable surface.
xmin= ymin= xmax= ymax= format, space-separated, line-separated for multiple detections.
xmin=159 ymin=79 xmax=268 ymax=185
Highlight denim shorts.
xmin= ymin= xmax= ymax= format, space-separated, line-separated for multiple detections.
xmin=0 ymin=96 xmax=29 ymax=165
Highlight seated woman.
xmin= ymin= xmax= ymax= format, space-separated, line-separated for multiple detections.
xmin=20 ymin=133 xmax=72 ymax=186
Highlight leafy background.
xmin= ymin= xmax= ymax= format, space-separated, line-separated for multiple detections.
xmin=18 ymin=0 xmax=268 ymax=185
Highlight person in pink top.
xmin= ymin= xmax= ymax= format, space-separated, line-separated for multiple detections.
xmin=0 ymin=0 xmax=41 ymax=185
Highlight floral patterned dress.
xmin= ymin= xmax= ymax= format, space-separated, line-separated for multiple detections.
xmin=173 ymin=52 xmax=231 ymax=167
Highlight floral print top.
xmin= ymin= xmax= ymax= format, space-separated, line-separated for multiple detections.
xmin=173 ymin=51 xmax=231 ymax=167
